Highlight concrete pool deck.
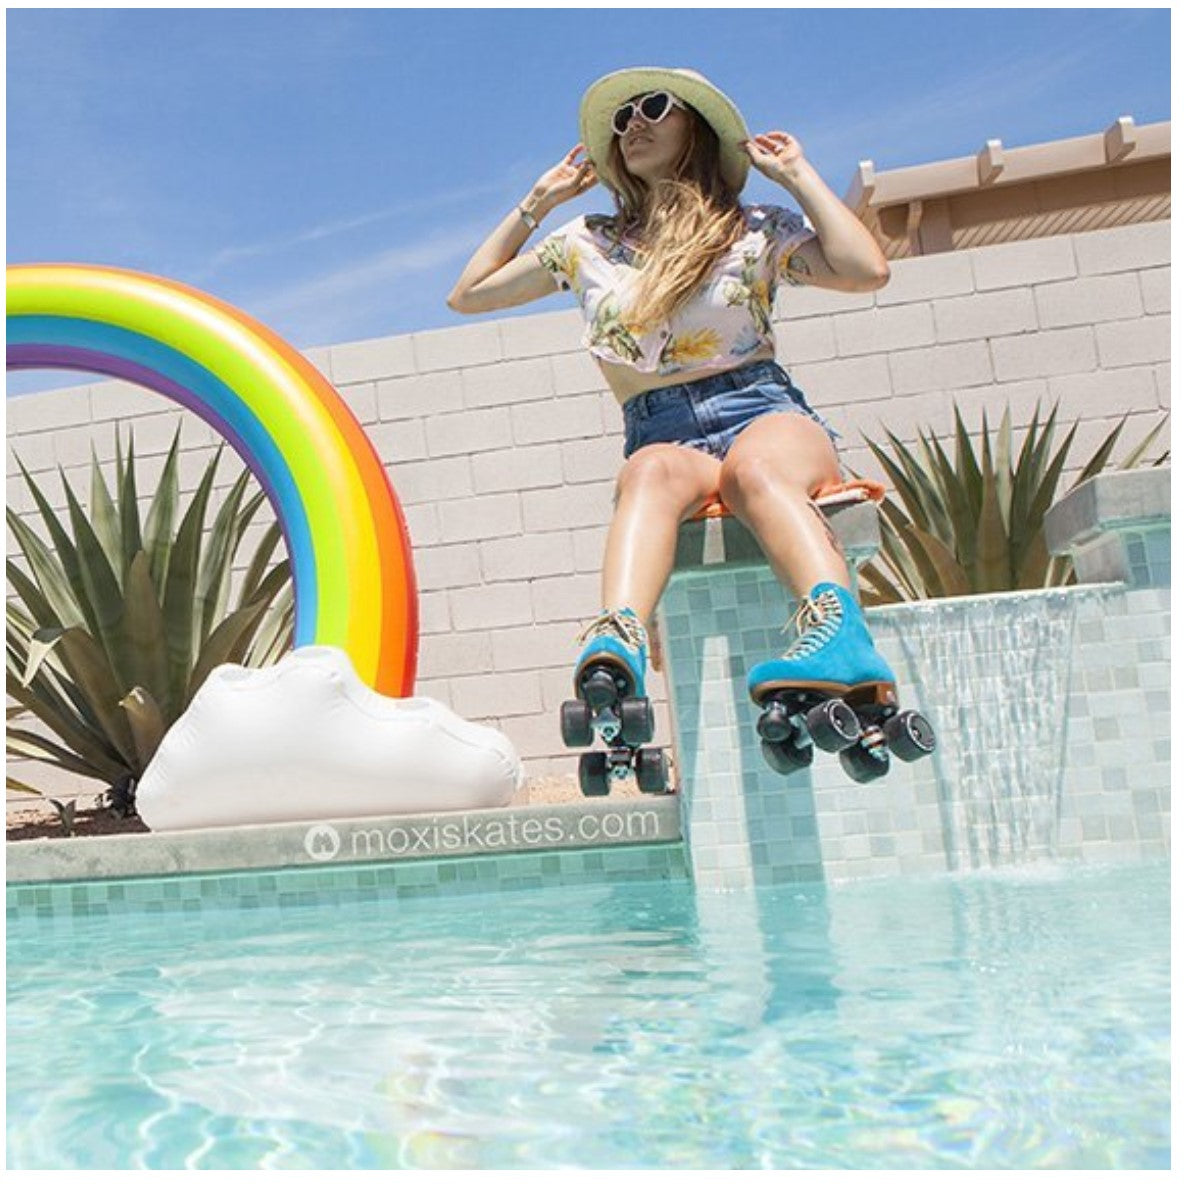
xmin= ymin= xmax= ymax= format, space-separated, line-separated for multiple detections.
xmin=7 ymin=796 xmax=682 ymax=880
xmin=6 ymin=798 xmax=687 ymax=920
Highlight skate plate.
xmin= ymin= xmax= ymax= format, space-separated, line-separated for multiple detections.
xmin=753 ymin=681 xmax=935 ymax=784
xmin=561 ymin=664 xmax=671 ymax=797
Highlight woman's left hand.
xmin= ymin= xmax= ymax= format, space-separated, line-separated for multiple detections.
xmin=742 ymin=131 xmax=808 ymax=184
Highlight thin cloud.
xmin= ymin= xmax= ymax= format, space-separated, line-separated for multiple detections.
xmin=201 ymin=181 xmax=512 ymax=274
xmin=247 ymin=214 xmax=498 ymax=342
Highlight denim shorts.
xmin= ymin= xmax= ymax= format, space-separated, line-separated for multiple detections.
xmin=621 ymin=358 xmax=839 ymax=461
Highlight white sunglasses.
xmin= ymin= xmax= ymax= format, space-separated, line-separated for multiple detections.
xmin=611 ymin=91 xmax=687 ymax=136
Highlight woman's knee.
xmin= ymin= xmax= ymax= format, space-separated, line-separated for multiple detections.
xmin=614 ymin=445 xmax=717 ymax=508
xmin=720 ymin=419 xmax=839 ymax=508
xmin=719 ymin=450 xmax=818 ymax=510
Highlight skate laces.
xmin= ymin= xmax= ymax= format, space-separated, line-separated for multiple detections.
xmin=578 ymin=609 xmax=648 ymax=654
xmin=781 ymin=589 xmax=843 ymax=659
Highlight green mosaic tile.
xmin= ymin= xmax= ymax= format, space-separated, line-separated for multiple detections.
xmin=7 ymin=843 xmax=689 ymax=922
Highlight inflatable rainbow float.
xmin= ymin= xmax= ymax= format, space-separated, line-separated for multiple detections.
xmin=7 ymin=264 xmax=522 ymax=828
xmin=7 ymin=263 xmax=417 ymax=697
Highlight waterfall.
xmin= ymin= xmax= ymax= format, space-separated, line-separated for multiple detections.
xmin=893 ymin=590 xmax=1085 ymax=870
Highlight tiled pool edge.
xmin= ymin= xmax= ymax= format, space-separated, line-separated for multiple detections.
xmin=6 ymin=799 xmax=686 ymax=919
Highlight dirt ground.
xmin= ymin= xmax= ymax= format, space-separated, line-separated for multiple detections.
xmin=5 ymin=798 xmax=151 ymax=842
xmin=4 ymin=773 xmax=646 ymax=842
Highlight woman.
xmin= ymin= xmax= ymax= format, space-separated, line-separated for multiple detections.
xmin=448 ymin=66 xmax=898 ymax=750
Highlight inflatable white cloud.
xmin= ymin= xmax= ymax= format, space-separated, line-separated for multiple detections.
xmin=136 ymin=647 xmax=523 ymax=831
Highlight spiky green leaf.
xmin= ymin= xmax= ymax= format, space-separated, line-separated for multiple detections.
xmin=6 ymin=660 xmax=124 ymax=781
xmin=1116 ymin=415 xmax=1169 ymax=470
xmin=160 ymin=453 xmax=220 ymax=711
xmin=62 ymin=479 xmax=135 ymax=693
xmin=885 ymin=425 xmax=949 ymax=531
xmin=143 ymin=426 xmax=183 ymax=593
xmin=185 ymin=599 xmax=275 ymax=706
xmin=1008 ymin=403 xmax=1052 ymax=577
xmin=973 ymin=416 xmax=1012 ymax=591
xmin=952 ymin=405 xmax=983 ymax=523
xmin=196 ymin=468 xmax=252 ymax=642
xmin=5 ymin=775 xmax=47 ymax=797
xmin=119 ymin=432 xmax=144 ymax=574
xmin=244 ymin=571 xmax=295 ymax=666
xmin=49 ymin=627 xmax=139 ymax=768
xmin=6 ymin=509 xmax=88 ymax=630
xmin=238 ymin=518 xmax=284 ymax=607
xmin=6 ymin=727 xmax=111 ymax=779
xmin=858 ymin=561 xmax=908 ymax=605
xmin=922 ymin=430 xmax=974 ymax=560
xmin=882 ymin=499 xmax=947 ymax=595
xmin=906 ymin=525 xmax=972 ymax=598
xmin=994 ymin=405 xmax=1014 ymax=527
xmin=23 ymin=626 xmax=66 ymax=689
xmin=6 ymin=559 xmax=58 ymax=631
xmin=14 ymin=458 xmax=88 ymax=601
xmin=863 ymin=435 xmax=932 ymax=530
xmin=119 ymin=687 xmax=169 ymax=770
xmin=122 ymin=551 xmax=173 ymax=712
xmin=89 ymin=444 xmax=123 ymax=576
xmin=1016 ymin=530 xmax=1056 ymax=591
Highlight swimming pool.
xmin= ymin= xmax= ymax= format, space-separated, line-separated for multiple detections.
xmin=6 ymin=860 xmax=1169 ymax=1169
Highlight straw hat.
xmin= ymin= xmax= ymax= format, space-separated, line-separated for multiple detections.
xmin=578 ymin=67 xmax=751 ymax=194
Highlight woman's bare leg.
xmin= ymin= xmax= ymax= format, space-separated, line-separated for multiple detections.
xmin=717 ymin=413 xmax=848 ymax=596
xmin=601 ymin=443 xmax=722 ymax=621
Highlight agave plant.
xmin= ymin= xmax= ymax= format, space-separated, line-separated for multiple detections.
xmin=6 ymin=425 xmax=294 ymax=805
xmin=859 ymin=402 xmax=1168 ymax=604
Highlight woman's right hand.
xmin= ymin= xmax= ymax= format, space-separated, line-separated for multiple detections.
xmin=525 ymin=145 xmax=598 ymax=216
xmin=448 ymin=146 xmax=596 ymax=315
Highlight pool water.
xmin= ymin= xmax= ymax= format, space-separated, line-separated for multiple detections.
xmin=6 ymin=861 xmax=1170 ymax=1169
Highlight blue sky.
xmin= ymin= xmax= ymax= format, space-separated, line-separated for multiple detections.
xmin=6 ymin=7 xmax=1172 ymax=395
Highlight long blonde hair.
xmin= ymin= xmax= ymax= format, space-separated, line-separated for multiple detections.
xmin=606 ymin=107 xmax=746 ymax=331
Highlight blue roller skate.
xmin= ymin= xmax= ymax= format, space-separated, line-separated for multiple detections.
xmin=748 ymin=582 xmax=936 ymax=783
xmin=560 ymin=609 xmax=669 ymax=797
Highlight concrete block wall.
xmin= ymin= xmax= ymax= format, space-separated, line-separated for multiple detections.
xmin=776 ymin=219 xmax=1169 ymax=481
xmin=6 ymin=221 xmax=1172 ymax=793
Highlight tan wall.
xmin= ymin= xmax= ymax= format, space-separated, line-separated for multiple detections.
xmin=6 ymin=220 xmax=1171 ymax=794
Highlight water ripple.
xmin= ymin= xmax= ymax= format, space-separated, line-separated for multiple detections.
xmin=7 ymin=862 xmax=1169 ymax=1169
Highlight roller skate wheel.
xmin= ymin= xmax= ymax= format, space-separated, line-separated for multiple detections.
xmin=839 ymin=743 xmax=889 ymax=784
xmin=757 ymin=701 xmax=795 ymax=743
xmin=634 ymin=747 xmax=668 ymax=794
xmin=560 ymin=699 xmax=594 ymax=748
xmin=885 ymin=711 xmax=936 ymax=761
xmin=804 ymin=698 xmax=861 ymax=753
xmin=578 ymin=751 xmax=611 ymax=797
xmin=760 ymin=736 xmax=814 ymax=775
xmin=619 ymin=697 xmax=654 ymax=747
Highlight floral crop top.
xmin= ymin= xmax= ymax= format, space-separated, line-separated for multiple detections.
xmin=534 ymin=204 xmax=815 ymax=376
